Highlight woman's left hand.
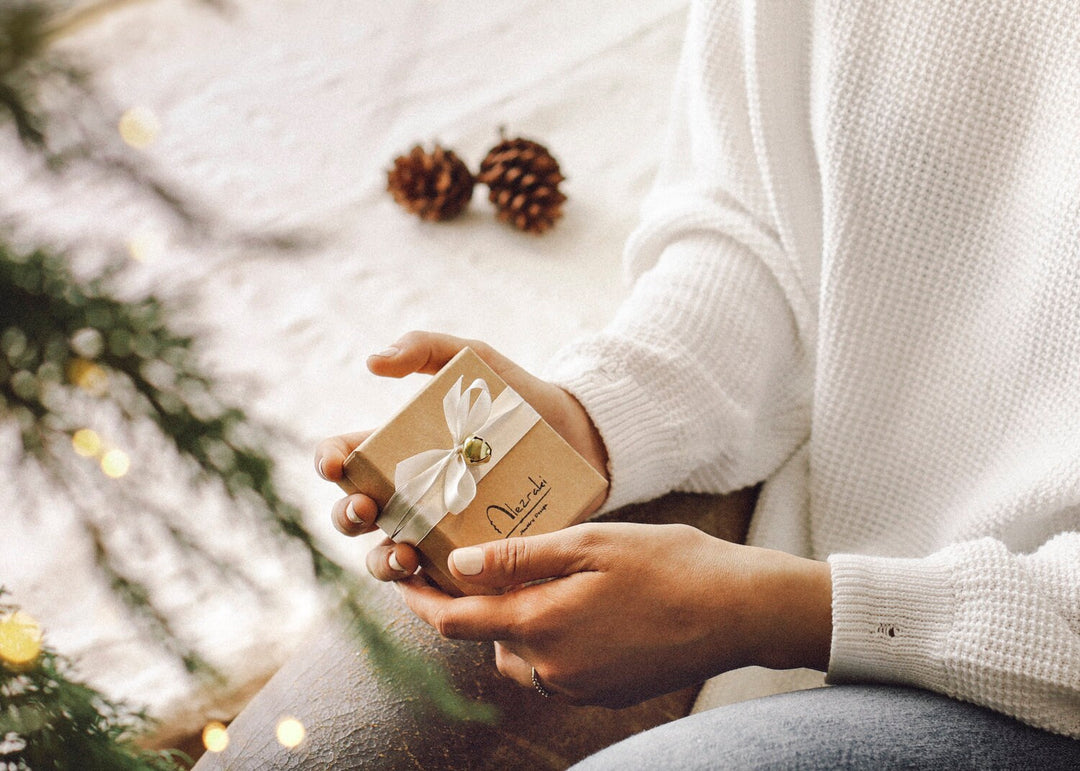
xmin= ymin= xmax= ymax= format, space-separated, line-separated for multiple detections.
xmin=396 ymin=521 xmax=833 ymax=707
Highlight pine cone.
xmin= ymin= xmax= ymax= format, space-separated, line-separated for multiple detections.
xmin=477 ymin=137 xmax=566 ymax=234
xmin=387 ymin=144 xmax=475 ymax=221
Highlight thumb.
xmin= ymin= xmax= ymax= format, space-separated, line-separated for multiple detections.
xmin=447 ymin=526 xmax=598 ymax=589
xmin=366 ymin=330 xmax=469 ymax=378
xmin=366 ymin=331 xmax=538 ymax=396
xmin=366 ymin=331 xmax=513 ymax=378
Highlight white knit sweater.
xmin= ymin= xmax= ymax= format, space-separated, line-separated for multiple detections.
xmin=547 ymin=0 xmax=1080 ymax=738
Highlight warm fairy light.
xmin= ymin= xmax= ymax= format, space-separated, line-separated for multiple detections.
xmin=100 ymin=448 xmax=130 ymax=478
xmin=202 ymin=721 xmax=229 ymax=753
xmin=71 ymin=428 xmax=102 ymax=457
xmin=67 ymin=358 xmax=108 ymax=395
xmin=73 ymin=428 xmax=130 ymax=477
xmin=0 ymin=611 xmax=43 ymax=669
xmin=275 ymin=717 xmax=305 ymax=749
xmin=127 ymin=229 xmax=166 ymax=263
xmin=118 ymin=106 xmax=161 ymax=149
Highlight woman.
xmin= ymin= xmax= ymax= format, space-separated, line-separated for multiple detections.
xmin=317 ymin=0 xmax=1080 ymax=765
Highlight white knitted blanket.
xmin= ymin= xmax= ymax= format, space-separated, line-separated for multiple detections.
xmin=0 ymin=0 xmax=686 ymax=736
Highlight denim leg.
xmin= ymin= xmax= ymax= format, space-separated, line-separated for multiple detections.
xmin=570 ymin=685 xmax=1080 ymax=770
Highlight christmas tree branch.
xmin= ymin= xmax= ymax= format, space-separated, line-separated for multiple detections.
xmin=82 ymin=518 xmax=222 ymax=680
xmin=1 ymin=242 xmax=495 ymax=722
xmin=1 ymin=589 xmax=192 ymax=770
xmin=45 ymin=0 xmax=231 ymax=45
xmin=2 ymin=1 xmax=312 ymax=256
xmin=1 ymin=4 xmax=498 ymax=763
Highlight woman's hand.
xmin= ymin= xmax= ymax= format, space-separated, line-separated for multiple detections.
xmin=313 ymin=331 xmax=610 ymax=582
xmin=395 ymin=521 xmax=833 ymax=707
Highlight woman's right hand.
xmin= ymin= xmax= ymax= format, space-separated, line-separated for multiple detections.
xmin=313 ymin=331 xmax=610 ymax=583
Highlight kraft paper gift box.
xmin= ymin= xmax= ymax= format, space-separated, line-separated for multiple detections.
xmin=343 ymin=347 xmax=608 ymax=596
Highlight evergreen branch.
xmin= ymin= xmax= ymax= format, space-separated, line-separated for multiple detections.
xmin=45 ymin=0 xmax=232 ymax=44
xmin=1 ymin=241 xmax=494 ymax=721
xmin=82 ymin=518 xmax=222 ymax=681
xmin=0 ymin=2 xmax=494 ymax=750
xmin=0 ymin=2 xmax=311 ymax=256
xmin=96 ymin=153 xmax=316 ymax=253
xmin=1 ymin=589 xmax=192 ymax=770
xmin=0 ymin=3 xmax=72 ymax=149
xmin=45 ymin=0 xmax=161 ymax=43
xmin=0 ymin=3 xmax=50 ymax=73
xmin=0 ymin=80 xmax=44 ymax=146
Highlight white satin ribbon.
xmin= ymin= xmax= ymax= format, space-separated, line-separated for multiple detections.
xmin=378 ymin=376 xmax=540 ymax=545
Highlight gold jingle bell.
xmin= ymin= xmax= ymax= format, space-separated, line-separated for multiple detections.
xmin=462 ymin=435 xmax=492 ymax=465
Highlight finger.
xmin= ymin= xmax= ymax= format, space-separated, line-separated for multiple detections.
xmin=365 ymin=330 xmax=469 ymax=377
xmin=366 ymin=332 xmax=582 ymax=462
xmin=365 ymin=538 xmax=421 ymax=582
xmin=314 ymin=431 xmax=372 ymax=491
xmin=397 ymin=580 xmax=519 ymax=641
xmin=493 ymin=642 xmax=534 ymax=688
xmin=445 ymin=525 xmax=601 ymax=589
xmin=366 ymin=331 xmax=524 ymax=383
xmin=371 ymin=332 xmax=606 ymax=483
xmin=494 ymin=642 xmax=563 ymax=700
xmin=330 ymin=494 xmax=379 ymax=536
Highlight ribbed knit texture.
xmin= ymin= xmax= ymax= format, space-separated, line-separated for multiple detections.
xmin=546 ymin=0 xmax=1080 ymax=738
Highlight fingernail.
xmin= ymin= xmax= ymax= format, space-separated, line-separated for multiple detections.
xmin=388 ymin=551 xmax=406 ymax=574
xmin=451 ymin=547 xmax=484 ymax=576
xmin=370 ymin=346 xmax=399 ymax=359
xmin=345 ymin=500 xmax=363 ymax=526
xmin=317 ymin=459 xmax=328 ymax=479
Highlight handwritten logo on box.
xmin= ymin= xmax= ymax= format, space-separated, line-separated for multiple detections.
xmin=486 ymin=475 xmax=550 ymax=536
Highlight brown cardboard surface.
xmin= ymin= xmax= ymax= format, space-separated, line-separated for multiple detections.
xmin=343 ymin=348 xmax=607 ymax=595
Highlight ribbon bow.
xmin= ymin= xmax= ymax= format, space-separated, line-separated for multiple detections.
xmin=379 ymin=376 xmax=538 ymax=544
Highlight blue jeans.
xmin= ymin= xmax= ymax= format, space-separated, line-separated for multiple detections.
xmin=570 ymin=685 xmax=1080 ymax=770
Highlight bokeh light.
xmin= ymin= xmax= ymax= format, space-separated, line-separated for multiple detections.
xmin=100 ymin=448 xmax=130 ymax=478
xmin=127 ymin=229 xmax=166 ymax=263
xmin=118 ymin=106 xmax=161 ymax=149
xmin=67 ymin=358 xmax=108 ymax=395
xmin=276 ymin=717 xmax=305 ymax=749
xmin=0 ymin=611 xmax=43 ymax=669
xmin=202 ymin=721 xmax=229 ymax=753
xmin=71 ymin=428 xmax=102 ymax=457
xmin=69 ymin=328 xmax=105 ymax=359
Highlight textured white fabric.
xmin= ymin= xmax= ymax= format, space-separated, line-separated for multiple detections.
xmin=4 ymin=1 xmax=689 ymax=727
xmin=547 ymin=0 xmax=1080 ymax=738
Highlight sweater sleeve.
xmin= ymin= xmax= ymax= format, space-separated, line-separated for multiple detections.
xmin=828 ymin=533 xmax=1080 ymax=738
xmin=545 ymin=0 xmax=812 ymax=512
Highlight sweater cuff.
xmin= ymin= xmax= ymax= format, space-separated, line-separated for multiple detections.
xmin=826 ymin=552 xmax=956 ymax=691
xmin=545 ymin=342 xmax=680 ymax=513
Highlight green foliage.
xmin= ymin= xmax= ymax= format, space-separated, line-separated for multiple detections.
xmin=0 ymin=592 xmax=191 ymax=771
xmin=0 ymin=219 xmax=495 ymax=724
xmin=1 ymin=243 xmax=245 ymax=678
xmin=0 ymin=7 xmax=496 ymax=766
xmin=0 ymin=1 xmax=64 ymax=148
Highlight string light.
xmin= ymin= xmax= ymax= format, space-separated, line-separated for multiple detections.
xmin=0 ymin=611 xmax=42 ymax=669
xmin=202 ymin=721 xmax=229 ymax=753
xmin=71 ymin=427 xmax=131 ymax=479
xmin=126 ymin=229 xmax=166 ymax=263
xmin=67 ymin=358 xmax=108 ymax=395
xmin=275 ymin=717 xmax=305 ymax=749
xmin=100 ymin=448 xmax=130 ymax=478
xmin=118 ymin=106 xmax=160 ymax=149
xmin=71 ymin=428 xmax=102 ymax=457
